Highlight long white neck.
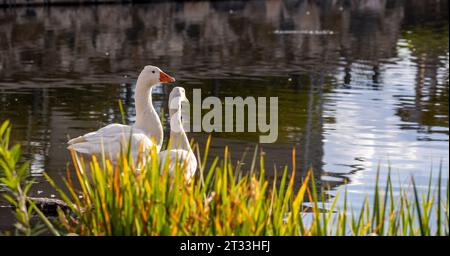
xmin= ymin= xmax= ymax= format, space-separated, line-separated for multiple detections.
xmin=168 ymin=105 xmax=191 ymax=151
xmin=133 ymin=78 xmax=163 ymax=150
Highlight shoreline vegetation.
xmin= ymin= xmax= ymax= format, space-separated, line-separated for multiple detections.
xmin=1 ymin=120 xmax=449 ymax=236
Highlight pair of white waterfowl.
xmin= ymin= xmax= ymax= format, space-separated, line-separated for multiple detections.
xmin=67 ymin=66 xmax=197 ymax=181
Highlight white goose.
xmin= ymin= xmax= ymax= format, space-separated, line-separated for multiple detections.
xmin=159 ymin=87 xmax=197 ymax=181
xmin=67 ymin=65 xmax=175 ymax=161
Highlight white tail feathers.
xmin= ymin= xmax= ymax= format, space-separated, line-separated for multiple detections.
xmin=67 ymin=143 xmax=92 ymax=154
xmin=67 ymin=136 xmax=86 ymax=145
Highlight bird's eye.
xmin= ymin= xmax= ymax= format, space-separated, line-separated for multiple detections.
xmin=152 ymin=70 xmax=156 ymax=74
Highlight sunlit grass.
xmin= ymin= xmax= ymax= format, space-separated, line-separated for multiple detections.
xmin=0 ymin=120 xmax=449 ymax=236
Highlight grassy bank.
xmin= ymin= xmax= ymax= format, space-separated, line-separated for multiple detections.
xmin=0 ymin=120 xmax=449 ymax=236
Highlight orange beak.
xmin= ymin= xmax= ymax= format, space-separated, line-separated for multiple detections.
xmin=159 ymin=70 xmax=176 ymax=83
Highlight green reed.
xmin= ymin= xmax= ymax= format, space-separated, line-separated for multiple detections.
xmin=0 ymin=120 xmax=59 ymax=236
xmin=0 ymin=120 xmax=448 ymax=236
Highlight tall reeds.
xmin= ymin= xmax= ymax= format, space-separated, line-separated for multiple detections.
xmin=0 ymin=120 xmax=448 ymax=236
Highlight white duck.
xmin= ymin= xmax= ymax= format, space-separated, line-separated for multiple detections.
xmin=67 ymin=65 xmax=175 ymax=161
xmin=159 ymin=87 xmax=197 ymax=181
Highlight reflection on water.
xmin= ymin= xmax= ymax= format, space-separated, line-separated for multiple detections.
xmin=0 ymin=0 xmax=448 ymax=214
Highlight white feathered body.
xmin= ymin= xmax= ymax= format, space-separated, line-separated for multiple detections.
xmin=67 ymin=123 xmax=159 ymax=161
xmin=159 ymin=149 xmax=197 ymax=181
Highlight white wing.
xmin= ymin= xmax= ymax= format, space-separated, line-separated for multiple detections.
xmin=159 ymin=150 xmax=197 ymax=181
xmin=67 ymin=124 xmax=156 ymax=158
xmin=68 ymin=124 xmax=134 ymax=144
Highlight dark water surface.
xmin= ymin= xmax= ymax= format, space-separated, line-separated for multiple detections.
xmin=0 ymin=0 xmax=449 ymax=227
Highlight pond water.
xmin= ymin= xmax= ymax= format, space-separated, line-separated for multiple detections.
xmin=0 ymin=0 xmax=448 ymax=228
